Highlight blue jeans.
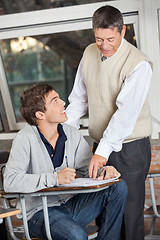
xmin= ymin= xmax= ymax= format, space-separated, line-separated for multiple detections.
xmin=28 ymin=180 xmax=127 ymax=240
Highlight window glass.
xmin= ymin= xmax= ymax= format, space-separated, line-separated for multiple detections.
xmin=0 ymin=29 xmax=95 ymax=122
xmin=0 ymin=0 xmax=114 ymax=15
xmin=0 ymin=23 xmax=136 ymax=123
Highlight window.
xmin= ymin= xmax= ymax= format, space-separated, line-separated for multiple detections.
xmin=0 ymin=2 xmax=140 ymax=131
xmin=0 ymin=30 xmax=95 ymax=122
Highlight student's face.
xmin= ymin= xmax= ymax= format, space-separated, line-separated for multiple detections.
xmin=94 ymin=26 xmax=126 ymax=57
xmin=44 ymin=90 xmax=68 ymax=124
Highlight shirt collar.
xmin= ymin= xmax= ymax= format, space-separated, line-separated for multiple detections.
xmin=37 ymin=124 xmax=67 ymax=145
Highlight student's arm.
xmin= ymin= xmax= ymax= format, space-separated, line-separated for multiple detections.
xmin=4 ymin=134 xmax=58 ymax=193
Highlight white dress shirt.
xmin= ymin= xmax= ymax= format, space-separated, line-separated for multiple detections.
xmin=66 ymin=44 xmax=152 ymax=160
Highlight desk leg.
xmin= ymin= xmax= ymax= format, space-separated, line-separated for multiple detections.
xmin=20 ymin=197 xmax=31 ymax=240
xmin=42 ymin=196 xmax=52 ymax=240
xmin=149 ymin=178 xmax=160 ymax=217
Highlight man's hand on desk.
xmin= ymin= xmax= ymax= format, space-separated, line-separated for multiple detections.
xmin=97 ymin=166 xmax=121 ymax=180
xmin=89 ymin=154 xmax=108 ymax=180
xmin=58 ymin=168 xmax=76 ymax=185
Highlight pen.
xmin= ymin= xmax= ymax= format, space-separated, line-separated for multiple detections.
xmin=104 ymin=169 xmax=106 ymax=179
xmin=65 ymin=155 xmax=68 ymax=167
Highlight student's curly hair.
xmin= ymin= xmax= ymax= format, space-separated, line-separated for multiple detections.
xmin=92 ymin=5 xmax=124 ymax=33
xmin=20 ymin=83 xmax=54 ymax=126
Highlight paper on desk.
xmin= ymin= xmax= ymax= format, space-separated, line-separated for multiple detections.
xmin=61 ymin=177 xmax=119 ymax=187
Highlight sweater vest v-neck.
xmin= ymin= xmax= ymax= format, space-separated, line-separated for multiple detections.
xmin=82 ymin=39 xmax=152 ymax=143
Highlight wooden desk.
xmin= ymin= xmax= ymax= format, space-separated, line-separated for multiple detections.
xmin=147 ymin=169 xmax=160 ymax=178
xmin=0 ymin=207 xmax=20 ymax=219
xmin=0 ymin=179 xmax=121 ymax=240
xmin=0 ymin=206 xmax=20 ymax=226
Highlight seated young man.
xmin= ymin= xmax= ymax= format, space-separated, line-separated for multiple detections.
xmin=4 ymin=83 xmax=127 ymax=240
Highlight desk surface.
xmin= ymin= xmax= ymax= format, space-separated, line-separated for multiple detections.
xmin=0 ymin=179 xmax=121 ymax=197
xmin=147 ymin=169 xmax=160 ymax=178
xmin=148 ymin=169 xmax=160 ymax=174
xmin=38 ymin=178 xmax=121 ymax=192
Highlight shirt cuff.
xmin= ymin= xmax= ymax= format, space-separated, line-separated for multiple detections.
xmin=95 ymin=139 xmax=113 ymax=160
xmin=65 ymin=119 xmax=80 ymax=129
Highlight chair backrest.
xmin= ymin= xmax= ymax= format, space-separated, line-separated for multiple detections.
xmin=0 ymin=151 xmax=9 ymax=164
xmin=0 ymin=151 xmax=9 ymax=190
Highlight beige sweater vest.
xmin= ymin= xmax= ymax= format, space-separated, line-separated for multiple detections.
xmin=82 ymin=39 xmax=152 ymax=143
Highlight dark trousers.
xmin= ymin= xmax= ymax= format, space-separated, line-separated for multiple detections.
xmin=93 ymin=137 xmax=151 ymax=240
xmin=0 ymin=220 xmax=8 ymax=240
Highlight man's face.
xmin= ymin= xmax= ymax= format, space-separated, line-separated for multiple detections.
xmin=94 ymin=26 xmax=126 ymax=57
xmin=44 ymin=90 xmax=68 ymax=124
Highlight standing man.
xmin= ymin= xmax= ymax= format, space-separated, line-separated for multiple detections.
xmin=4 ymin=83 xmax=127 ymax=240
xmin=66 ymin=5 xmax=152 ymax=240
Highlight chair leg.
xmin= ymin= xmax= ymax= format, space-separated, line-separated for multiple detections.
xmin=20 ymin=197 xmax=31 ymax=240
xmin=149 ymin=216 xmax=156 ymax=235
xmin=2 ymin=198 xmax=20 ymax=240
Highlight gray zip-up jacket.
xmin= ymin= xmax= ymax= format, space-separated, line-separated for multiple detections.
xmin=4 ymin=123 xmax=92 ymax=219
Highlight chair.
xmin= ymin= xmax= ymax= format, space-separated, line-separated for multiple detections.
xmin=1 ymin=171 xmax=119 ymax=239
xmin=0 ymin=151 xmax=12 ymax=239
xmin=0 ymin=186 xmax=106 ymax=240
xmin=0 ymin=189 xmax=99 ymax=240
xmin=0 ymin=150 xmax=23 ymax=240
xmin=144 ymin=169 xmax=160 ymax=240
xmin=3 ymin=184 xmax=106 ymax=240
xmin=0 ymin=151 xmax=9 ymax=189
xmin=0 ymin=150 xmax=101 ymax=239
xmin=0 ymin=149 xmax=120 ymax=239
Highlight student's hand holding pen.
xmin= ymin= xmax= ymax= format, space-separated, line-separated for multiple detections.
xmin=97 ymin=166 xmax=121 ymax=180
xmin=58 ymin=156 xmax=77 ymax=185
xmin=58 ymin=167 xmax=76 ymax=185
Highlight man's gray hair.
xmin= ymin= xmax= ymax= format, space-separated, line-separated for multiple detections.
xmin=92 ymin=5 xmax=124 ymax=33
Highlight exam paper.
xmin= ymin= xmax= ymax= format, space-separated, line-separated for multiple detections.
xmin=61 ymin=177 xmax=119 ymax=187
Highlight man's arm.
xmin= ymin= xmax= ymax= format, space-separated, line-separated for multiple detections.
xmin=73 ymin=130 xmax=93 ymax=178
xmin=89 ymin=60 xmax=152 ymax=179
xmin=66 ymin=60 xmax=88 ymax=129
